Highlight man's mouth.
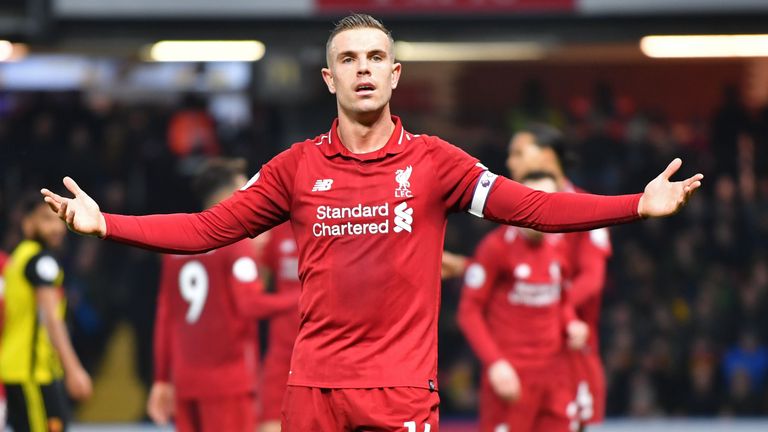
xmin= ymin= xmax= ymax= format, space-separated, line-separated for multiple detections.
xmin=355 ymin=83 xmax=376 ymax=95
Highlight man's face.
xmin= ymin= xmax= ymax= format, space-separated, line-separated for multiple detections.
xmin=507 ymin=132 xmax=545 ymax=181
xmin=25 ymin=204 xmax=66 ymax=249
xmin=322 ymin=28 xmax=401 ymax=118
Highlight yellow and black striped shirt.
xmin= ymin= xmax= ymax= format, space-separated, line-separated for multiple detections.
xmin=0 ymin=240 xmax=65 ymax=384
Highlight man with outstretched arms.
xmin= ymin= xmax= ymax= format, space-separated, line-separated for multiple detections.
xmin=257 ymin=222 xmax=300 ymax=432
xmin=458 ymin=171 xmax=589 ymax=432
xmin=507 ymin=124 xmax=613 ymax=428
xmin=42 ymin=14 xmax=702 ymax=431
xmin=147 ymin=159 xmax=298 ymax=432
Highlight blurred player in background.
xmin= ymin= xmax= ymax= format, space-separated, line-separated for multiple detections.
xmin=458 ymin=172 xmax=589 ymax=432
xmin=147 ymin=159 xmax=298 ymax=432
xmin=507 ymin=124 xmax=611 ymax=429
xmin=1 ymin=195 xmax=92 ymax=432
xmin=257 ymin=222 xmax=300 ymax=432
xmin=0 ymin=249 xmax=9 ymax=429
xmin=42 ymin=14 xmax=702 ymax=431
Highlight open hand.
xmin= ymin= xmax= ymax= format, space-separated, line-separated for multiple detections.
xmin=638 ymin=159 xmax=703 ymax=218
xmin=41 ymin=177 xmax=107 ymax=237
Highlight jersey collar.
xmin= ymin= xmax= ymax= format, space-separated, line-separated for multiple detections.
xmin=319 ymin=115 xmax=408 ymax=161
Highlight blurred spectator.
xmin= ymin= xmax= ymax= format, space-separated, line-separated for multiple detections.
xmin=711 ymin=85 xmax=751 ymax=176
xmin=723 ymin=331 xmax=768 ymax=395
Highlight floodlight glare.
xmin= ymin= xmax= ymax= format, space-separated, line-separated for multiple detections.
xmin=394 ymin=41 xmax=547 ymax=62
xmin=641 ymin=35 xmax=768 ymax=58
xmin=147 ymin=41 xmax=266 ymax=62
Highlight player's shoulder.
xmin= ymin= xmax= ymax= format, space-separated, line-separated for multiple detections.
xmin=416 ymin=133 xmax=451 ymax=150
xmin=24 ymin=249 xmax=61 ymax=286
xmin=271 ymin=140 xmax=312 ymax=163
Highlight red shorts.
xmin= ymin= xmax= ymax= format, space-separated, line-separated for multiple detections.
xmin=563 ymin=350 xmax=606 ymax=424
xmin=175 ymin=392 xmax=257 ymax=432
xmin=479 ymin=365 xmax=572 ymax=432
xmin=281 ymin=386 xmax=439 ymax=431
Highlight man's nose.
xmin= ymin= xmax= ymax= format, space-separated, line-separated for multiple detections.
xmin=357 ymin=58 xmax=370 ymax=75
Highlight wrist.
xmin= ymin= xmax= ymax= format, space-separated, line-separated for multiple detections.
xmin=98 ymin=213 xmax=108 ymax=238
xmin=637 ymin=193 xmax=649 ymax=218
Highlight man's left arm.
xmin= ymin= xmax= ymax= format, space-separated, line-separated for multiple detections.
xmin=429 ymin=138 xmax=702 ymax=230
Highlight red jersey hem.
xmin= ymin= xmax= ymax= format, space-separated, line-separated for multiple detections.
xmin=286 ymin=379 xmax=438 ymax=390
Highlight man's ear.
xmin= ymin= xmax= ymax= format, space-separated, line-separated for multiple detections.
xmin=321 ymin=67 xmax=336 ymax=94
xmin=391 ymin=62 xmax=402 ymax=90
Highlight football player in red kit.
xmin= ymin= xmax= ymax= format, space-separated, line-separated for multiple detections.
xmin=258 ymin=222 xmax=300 ymax=432
xmin=458 ymin=172 xmax=589 ymax=432
xmin=43 ymin=14 xmax=702 ymax=431
xmin=507 ymin=124 xmax=611 ymax=428
xmin=147 ymin=159 xmax=297 ymax=432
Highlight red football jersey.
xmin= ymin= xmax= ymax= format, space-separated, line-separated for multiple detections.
xmin=458 ymin=226 xmax=575 ymax=370
xmin=107 ymin=116 xmax=641 ymax=390
xmin=154 ymin=240 xmax=295 ymax=399
xmin=259 ymin=222 xmax=300 ymax=417
xmin=562 ymin=181 xmax=612 ymax=354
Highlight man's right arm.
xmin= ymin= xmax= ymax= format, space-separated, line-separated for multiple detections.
xmin=42 ymin=147 xmax=298 ymax=254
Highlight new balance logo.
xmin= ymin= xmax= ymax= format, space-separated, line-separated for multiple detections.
xmin=393 ymin=202 xmax=413 ymax=233
xmin=312 ymin=179 xmax=334 ymax=192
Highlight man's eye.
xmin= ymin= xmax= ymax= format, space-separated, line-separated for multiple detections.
xmin=372 ymin=55 xmax=383 ymax=62
xmin=342 ymin=57 xmax=353 ymax=63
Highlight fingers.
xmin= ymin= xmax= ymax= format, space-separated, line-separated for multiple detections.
xmin=63 ymin=176 xmax=85 ymax=198
xmin=43 ymin=196 xmax=62 ymax=213
xmin=684 ymin=181 xmax=702 ymax=193
xmin=660 ymin=158 xmax=682 ymax=180
xmin=59 ymin=200 xmax=69 ymax=221
xmin=682 ymin=173 xmax=705 ymax=187
xmin=65 ymin=202 xmax=76 ymax=226
xmin=41 ymin=188 xmax=66 ymax=213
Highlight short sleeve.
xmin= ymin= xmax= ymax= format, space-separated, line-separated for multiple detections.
xmin=586 ymin=228 xmax=612 ymax=256
xmin=425 ymin=137 xmax=493 ymax=213
xmin=220 ymin=145 xmax=301 ymax=237
xmin=24 ymin=253 xmax=61 ymax=288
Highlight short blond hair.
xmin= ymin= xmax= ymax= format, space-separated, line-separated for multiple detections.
xmin=326 ymin=14 xmax=394 ymax=66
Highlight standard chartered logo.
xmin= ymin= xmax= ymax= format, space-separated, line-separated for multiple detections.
xmin=312 ymin=202 xmax=414 ymax=237
xmin=393 ymin=202 xmax=413 ymax=233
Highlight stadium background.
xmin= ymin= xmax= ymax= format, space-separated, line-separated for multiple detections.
xmin=1 ymin=0 xmax=768 ymax=430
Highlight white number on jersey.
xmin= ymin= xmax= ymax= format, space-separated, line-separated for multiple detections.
xmin=178 ymin=261 xmax=209 ymax=324
xmin=404 ymin=421 xmax=431 ymax=432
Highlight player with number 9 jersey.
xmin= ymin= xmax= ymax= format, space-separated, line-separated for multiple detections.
xmin=149 ymin=159 xmax=298 ymax=432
